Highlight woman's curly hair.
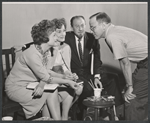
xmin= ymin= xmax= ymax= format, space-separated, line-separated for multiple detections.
xmin=31 ymin=20 xmax=56 ymax=45
xmin=50 ymin=18 xmax=67 ymax=56
xmin=51 ymin=18 xmax=66 ymax=30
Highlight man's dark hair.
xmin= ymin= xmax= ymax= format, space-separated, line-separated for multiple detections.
xmin=90 ymin=12 xmax=111 ymax=24
xmin=70 ymin=15 xmax=85 ymax=27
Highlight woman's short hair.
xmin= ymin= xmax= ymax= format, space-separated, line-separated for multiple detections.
xmin=90 ymin=12 xmax=111 ymax=24
xmin=51 ymin=18 xmax=67 ymax=29
xmin=31 ymin=20 xmax=56 ymax=45
xmin=50 ymin=18 xmax=67 ymax=55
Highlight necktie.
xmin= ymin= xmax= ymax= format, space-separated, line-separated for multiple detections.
xmin=78 ymin=38 xmax=83 ymax=65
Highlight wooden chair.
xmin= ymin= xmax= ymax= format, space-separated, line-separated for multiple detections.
xmin=2 ymin=47 xmax=26 ymax=120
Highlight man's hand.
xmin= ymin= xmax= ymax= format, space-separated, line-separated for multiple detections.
xmin=32 ymin=81 xmax=45 ymax=97
xmin=94 ymin=78 xmax=103 ymax=88
xmin=124 ymin=86 xmax=136 ymax=103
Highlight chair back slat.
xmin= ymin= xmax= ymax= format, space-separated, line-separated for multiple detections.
xmin=1 ymin=59 xmax=4 ymax=84
xmin=2 ymin=47 xmax=16 ymax=80
xmin=5 ymin=54 xmax=11 ymax=76
xmin=11 ymin=48 xmax=15 ymax=65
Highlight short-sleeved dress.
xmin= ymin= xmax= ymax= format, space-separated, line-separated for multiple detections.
xmin=5 ymin=45 xmax=53 ymax=119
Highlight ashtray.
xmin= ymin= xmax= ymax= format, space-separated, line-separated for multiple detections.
xmin=33 ymin=117 xmax=53 ymax=121
xmin=85 ymin=96 xmax=104 ymax=102
xmin=107 ymin=96 xmax=115 ymax=101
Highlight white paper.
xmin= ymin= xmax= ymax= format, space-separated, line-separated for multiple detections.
xmin=27 ymin=82 xmax=59 ymax=90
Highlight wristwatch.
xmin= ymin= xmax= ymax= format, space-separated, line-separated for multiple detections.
xmin=126 ymin=84 xmax=133 ymax=88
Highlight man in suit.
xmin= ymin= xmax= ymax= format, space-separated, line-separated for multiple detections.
xmin=65 ymin=16 xmax=124 ymax=120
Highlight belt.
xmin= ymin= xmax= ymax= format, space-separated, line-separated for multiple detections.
xmin=139 ymin=57 xmax=148 ymax=63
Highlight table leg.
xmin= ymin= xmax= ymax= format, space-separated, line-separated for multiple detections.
xmin=94 ymin=108 xmax=100 ymax=120
xmin=94 ymin=108 xmax=97 ymax=120
xmin=97 ymin=108 xmax=100 ymax=120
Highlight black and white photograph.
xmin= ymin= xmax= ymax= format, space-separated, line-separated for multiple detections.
xmin=2 ymin=2 xmax=148 ymax=121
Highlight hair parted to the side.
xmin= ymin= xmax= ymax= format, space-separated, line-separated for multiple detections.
xmin=90 ymin=12 xmax=111 ymax=24
xmin=51 ymin=18 xmax=67 ymax=46
xmin=70 ymin=15 xmax=85 ymax=27
xmin=31 ymin=20 xmax=56 ymax=45
xmin=49 ymin=18 xmax=67 ymax=56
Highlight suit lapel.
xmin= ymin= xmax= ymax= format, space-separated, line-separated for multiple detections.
xmin=70 ymin=32 xmax=81 ymax=64
xmin=83 ymin=33 xmax=88 ymax=61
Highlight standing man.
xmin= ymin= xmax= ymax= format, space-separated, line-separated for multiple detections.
xmin=89 ymin=12 xmax=148 ymax=120
xmin=65 ymin=15 xmax=124 ymax=120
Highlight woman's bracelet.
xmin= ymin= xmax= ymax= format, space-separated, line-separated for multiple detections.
xmin=47 ymin=76 xmax=53 ymax=84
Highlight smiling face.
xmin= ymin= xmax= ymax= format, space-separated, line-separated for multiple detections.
xmin=89 ymin=16 xmax=105 ymax=39
xmin=72 ymin=17 xmax=86 ymax=38
xmin=47 ymin=31 xmax=58 ymax=47
xmin=55 ymin=24 xmax=66 ymax=43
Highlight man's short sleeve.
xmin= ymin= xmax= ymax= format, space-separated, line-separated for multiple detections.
xmin=107 ymin=35 xmax=128 ymax=60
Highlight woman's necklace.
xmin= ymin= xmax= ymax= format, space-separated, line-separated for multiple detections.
xmin=35 ymin=45 xmax=49 ymax=66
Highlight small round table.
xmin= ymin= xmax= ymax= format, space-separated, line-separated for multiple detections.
xmin=83 ymin=96 xmax=115 ymax=120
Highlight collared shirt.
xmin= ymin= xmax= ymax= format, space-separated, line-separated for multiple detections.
xmin=104 ymin=23 xmax=115 ymax=39
xmin=105 ymin=24 xmax=147 ymax=62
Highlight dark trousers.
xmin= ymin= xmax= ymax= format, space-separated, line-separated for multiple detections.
xmin=76 ymin=72 xmax=124 ymax=120
xmin=125 ymin=58 xmax=148 ymax=120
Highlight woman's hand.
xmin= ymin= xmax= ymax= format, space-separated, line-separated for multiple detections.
xmin=72 ymin=73 xmax=78 ymax=81
xmin=32 ymin=81 xmax=45 ymax=97
xmin=67 ymin=80 xmax=79 ymax=90
xmin=64 ymin=70 xmax=72 ymax=76
xmin=64 ymin=71 xmax=78 ymax=81
xmin=64 ymin=74 xmax=74 ymax=80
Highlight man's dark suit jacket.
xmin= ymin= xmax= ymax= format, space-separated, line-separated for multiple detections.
xmin=65 ymin=31 xmax=103 ymax=78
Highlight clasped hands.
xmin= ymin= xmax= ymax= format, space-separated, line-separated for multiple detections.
xmin=64 ymin=70 xmax=83 ymax=95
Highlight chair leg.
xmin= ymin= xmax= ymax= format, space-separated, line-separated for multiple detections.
xmin=13 ymin=110 xmax=26 ymax=120
xmin=107 ymin=107 xmax=115 ymax=121
xmin=13 ymin=111 xmax=18 ymax=120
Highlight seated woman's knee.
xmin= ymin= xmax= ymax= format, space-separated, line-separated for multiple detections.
xmin=47 ymin=89 xmax=59 ymax=100
xmin=75 ymin=84 xmax=83 ymax=96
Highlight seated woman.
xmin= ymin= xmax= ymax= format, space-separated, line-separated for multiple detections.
xmin=46 ymin=18 xmax=83 ymax=120
xmin=5 ymin=19 xmax=79 ymax=120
